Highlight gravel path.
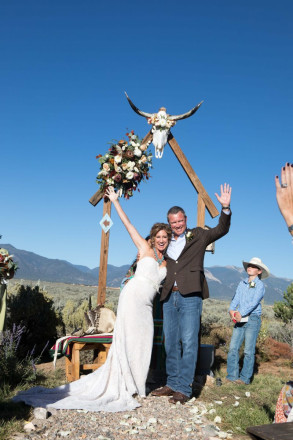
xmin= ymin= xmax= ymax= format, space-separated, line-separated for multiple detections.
xmin=11 ymin=393 xmax=247 ymax=440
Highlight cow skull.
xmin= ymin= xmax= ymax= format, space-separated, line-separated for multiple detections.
xmin=125 ymin=92 xmax=203 ymax=158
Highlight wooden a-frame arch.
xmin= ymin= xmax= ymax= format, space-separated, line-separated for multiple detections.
xmin=89 ymin=130 xmax=219 ymax=305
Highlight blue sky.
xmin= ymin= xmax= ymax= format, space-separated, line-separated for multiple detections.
xmin=1 ymin=1 xmax=292 ymax=279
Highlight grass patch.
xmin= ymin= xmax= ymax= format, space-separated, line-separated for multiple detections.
xmin=200 ymin=373 xmax=289 ymax=435
xmin=0 ymin=368 xmax=66 ymax=440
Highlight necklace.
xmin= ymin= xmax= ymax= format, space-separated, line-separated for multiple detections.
xmin=153 ymin=247 xmax=165 ymax=265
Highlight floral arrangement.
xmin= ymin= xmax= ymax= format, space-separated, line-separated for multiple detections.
xmin=0 ymin=248 xmax=18 ymax=281
xmin=186 ymin=231 xmax=194 ymax=242
xmin=249 ymin=281 xmax=256 ymax=288
xmin=96 ymin=131 xmax=152 ymax=199
xmin=147 ymin=110 xmax=176 ymax=131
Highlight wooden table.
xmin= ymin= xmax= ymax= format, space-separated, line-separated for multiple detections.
xmin=246 ymin=422 xmax=293 ymax=440
xmin=54 ymin=335 xmax=113 ymax=382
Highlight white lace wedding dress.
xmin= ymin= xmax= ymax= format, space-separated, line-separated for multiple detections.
xmin=13 ymin=257 xmax=166 ymax=412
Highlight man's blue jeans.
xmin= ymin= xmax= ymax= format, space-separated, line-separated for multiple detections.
xmin=226 ymin=314 xmax=261 ymax=384
xmin=163 ymin=290 xmax=202 ymax=397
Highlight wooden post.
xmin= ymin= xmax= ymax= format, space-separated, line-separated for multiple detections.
xmin=97 ymin=199 xmax=112 ymax=305
xmin=89 ymin=189 xmax=103 ymax=207
xmin=197 ymin=195 xmax=206 ymax=227
xmin=168 ymin=133 xmax=219 ymax=219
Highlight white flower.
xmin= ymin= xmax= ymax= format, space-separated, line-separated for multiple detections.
xmin=140 ymin=155 xmax=147 ymax=163
xmin=114 ymin=162 xmax=122 ymax=173
xmin=103 ymin=163 xmax=110 ymax=172
xmin=159 ymin=118 xmax=166 ymax=127
xmin=214 ymin=416 xmax=222 ymax=424
xmin=127 ymin=161 xmax=136 ymax=170
xmin=114 ymin=155 xmax=122 ymax=163
xmin=105 ymin=154 xmax=109 ymax=158
xmin=107 ymin=178 xmax=114 ymax=184
xmin=131 ymin=141 xmax=137 ymax=147
xmin=134 ymin=147 xmax=142 ymax=157
xmin=134 ymin=167 xmax=139 ymax=172
xmin=126 ymin=171 xmax=134 ymax=179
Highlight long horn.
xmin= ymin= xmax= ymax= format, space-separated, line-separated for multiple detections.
xmin=169 ymin=101 xmax=203 ymax=121
xmin=125 ymin=92 xmax=153 ymax=118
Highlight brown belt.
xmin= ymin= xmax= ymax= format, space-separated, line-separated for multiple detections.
xmin=172 ymin=286 xmax=179 ymax=291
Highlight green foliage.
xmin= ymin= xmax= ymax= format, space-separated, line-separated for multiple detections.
xmin=6 ymin=284 xmax=64 ymax=357
xmin=62 ymin=299 xmax=89 ymax=333
xmin=273 ymin=282 xmax=293 ymax=324
xmin=8 ymin=279 xmax=120 ymax=312
xmin=62 ymin=297 xmax=117 ymax=334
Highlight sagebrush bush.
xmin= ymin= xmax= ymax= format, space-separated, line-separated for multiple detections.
xmin=62 ymin=299 xmax=89 ymax=333
xmin=62 ymin=296 xmax=117 ymax=334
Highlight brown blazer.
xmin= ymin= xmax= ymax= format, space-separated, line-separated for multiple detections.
xmin=161 ymin=211 xmax=231 ymax=301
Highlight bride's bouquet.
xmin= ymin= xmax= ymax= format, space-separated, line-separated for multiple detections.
xmin=96 ymin=131 xmax=152 ymax=199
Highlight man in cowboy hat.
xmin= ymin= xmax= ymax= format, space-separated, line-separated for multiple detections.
xmin=226 ymin=257 xmax=270 ymax=385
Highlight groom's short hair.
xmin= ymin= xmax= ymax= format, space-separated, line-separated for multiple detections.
xmin=167 ymin=206 xmax=186 ymax=221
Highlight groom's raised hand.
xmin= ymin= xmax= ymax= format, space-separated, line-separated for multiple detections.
xmin=215 ymin=183 xmax=232 ymax=208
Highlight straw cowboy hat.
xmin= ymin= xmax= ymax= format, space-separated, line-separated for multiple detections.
xmin=242 ymin=257 xmax=270 ymax=279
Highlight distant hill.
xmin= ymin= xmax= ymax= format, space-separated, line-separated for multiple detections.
xmin=2 ymin=244 xmax=292 ymax=304
xmin=2 ymin=244 xmax=129 ymax=288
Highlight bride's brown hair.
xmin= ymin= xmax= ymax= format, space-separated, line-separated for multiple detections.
xmin=149 ymin=223 xmax=172 ymax=248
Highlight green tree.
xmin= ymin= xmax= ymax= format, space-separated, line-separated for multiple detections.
xmin=6 ymin=285 xmax=64 ymax=357
xmin=273 ymin=282 xmax=293 ymax=324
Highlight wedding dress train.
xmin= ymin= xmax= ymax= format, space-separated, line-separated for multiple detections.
xmin=13 ymin=257 xmax=166 ymax=412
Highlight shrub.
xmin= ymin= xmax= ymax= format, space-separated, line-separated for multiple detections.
xmin=273 ymin=282 xmax=293 ymax=324
xmin=61 ymin=296 xmax=116 ymax=334
xmin=62 ymin=299 xmax=89 ymax=334
xmin=6 ymin=284 xmax=64 ymax=357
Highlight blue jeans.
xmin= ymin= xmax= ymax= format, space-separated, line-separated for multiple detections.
xmin=163 ymin=291 xmax=202 ymax=397
xmin=226 ymin=315 xmax=261 ymax=384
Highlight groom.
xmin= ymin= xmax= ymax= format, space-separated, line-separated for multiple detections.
xmin=152 ymin=184 xmax=232 ymax=404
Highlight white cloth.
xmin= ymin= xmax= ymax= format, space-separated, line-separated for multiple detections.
xmin=13 ymin=257 xmax=166 ymax=413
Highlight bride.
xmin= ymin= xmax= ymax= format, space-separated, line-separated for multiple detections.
xmin=13 ymin=187 xmax=172 ymax=412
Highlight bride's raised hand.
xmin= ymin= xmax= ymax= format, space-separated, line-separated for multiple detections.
xmin=104 ymin=186 xmax=146 ymax=252
xmin=105 ymin=186 xmax=118 ymax=203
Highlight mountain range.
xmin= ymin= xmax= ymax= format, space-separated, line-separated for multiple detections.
xmin=2 ymin=244 xmax=292 ymax=305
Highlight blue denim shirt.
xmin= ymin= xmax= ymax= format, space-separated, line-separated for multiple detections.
xmin=229 ymin=277 xmax=265 ymax=317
